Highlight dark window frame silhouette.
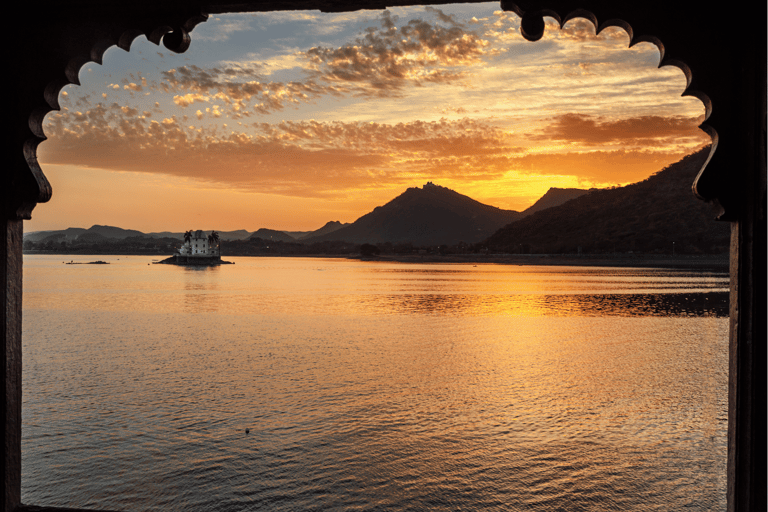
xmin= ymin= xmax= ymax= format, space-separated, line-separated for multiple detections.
xmin=4 ymin=2 xmax=765 ymax=512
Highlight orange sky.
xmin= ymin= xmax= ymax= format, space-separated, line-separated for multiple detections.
xmin=29 ymin=4 xmax=710 ymax=233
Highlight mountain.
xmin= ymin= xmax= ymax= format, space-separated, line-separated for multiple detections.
xmin=217 ymin=229 xmax=256 ymax=241
xmin=285 ymin=221 xmax=350 ymax=240
xmin=146 ymin=229 xmax=253 ymax=241
xmin=23 ymin=225 xmax=143 ymax=242
xmin=484 ymin=148 xmax=729 ymax=254
xmin=250 ymin=228 xmax=296 ymax=242
xmin=85 ymin=225 xmax=146 ymax=239
xmin=302 ymin=182 xmax=524 ymax=246
xmin=23 ymin=227 xmax=87 ymax=242
xmin=76 ymin=232 xmax=112 ymax=242
xmin=521 ymin=188 xmax=590 ymax=216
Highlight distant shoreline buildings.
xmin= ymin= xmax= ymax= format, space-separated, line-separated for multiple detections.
xmin=179 ymin=230 xmax=220 ymax=257
xmin=163 ymin=229 xmax=226 ymax=265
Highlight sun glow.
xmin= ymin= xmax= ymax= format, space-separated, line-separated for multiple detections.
xmin=31 ymin=4 xmax=709 ymax=233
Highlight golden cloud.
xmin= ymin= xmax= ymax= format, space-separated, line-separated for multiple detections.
xmin=173 ymin=93 xmax=210 ymax=107
xmin=510 ymin=149 xmax=701 ymax=184
xmin=304 ymin=10 xmax=490 ymax=95
xmin=532 ymin=114 xmax=707 ymax=147
xmin=40 ymin=108 xmax=529 ymax=197
xmin=160 ymin=65 xmax=345 ymax=116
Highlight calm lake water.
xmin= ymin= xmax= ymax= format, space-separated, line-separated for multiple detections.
xmin=22 ymin=254 xmax=729 ymax=511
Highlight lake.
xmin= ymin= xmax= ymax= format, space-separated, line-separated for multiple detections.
xmin=21 ymin=254 xmax=729 ymax=511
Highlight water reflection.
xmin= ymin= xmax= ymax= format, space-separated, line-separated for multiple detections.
xmin=21 ymin=256 xmax=729 ymax=318
xmin=183 ymin=265 xmax=222 ymax=313
xmin=21 ymin=255 xmax=729 ymax=510
xmin=367 ymin=291 xmax=728 ymax=318
xmin=539 ymin=292 xmax=728 ymax=317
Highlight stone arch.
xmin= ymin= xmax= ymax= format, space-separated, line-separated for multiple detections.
xmin=501 ymin=3 xmax=721 ymax=212
xmin=11 ymin=3 xmax=735 ymax=222
xmin=5 ymin=2 xmax=764 ymax=512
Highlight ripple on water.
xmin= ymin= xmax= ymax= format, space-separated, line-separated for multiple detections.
xmin=21 ymin=257 xmax=727 ymax=511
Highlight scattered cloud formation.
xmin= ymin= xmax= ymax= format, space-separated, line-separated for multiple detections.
xmin=532 ymin=113 xmax=705 ymax=147
xmin=41 ymin=107 xmax=523 ymax=197
xmin=41 ymin=102 xmax=704 ymax=200
xmin=509 ymin=149 xmax=698 ymax=184
xmin=33 ymin=4 xmax=711 ymax=231
xmin=305 ymin=10 xmax=491 ymax=95
xmin=153 ymin=9 xmax=492 ymax=121
xmin=160 ymin=64 xmax=338 ymax=117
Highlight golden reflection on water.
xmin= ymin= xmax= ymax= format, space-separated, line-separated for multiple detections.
xmin=23 ymin=255 xmax=728 ymax=319
xmin=21 ymin=255 xmax=729 ymax=510
xmin=182 ymin=265 xmax=222 ymax=313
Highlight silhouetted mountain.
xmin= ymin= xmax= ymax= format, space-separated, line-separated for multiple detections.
xmin=146 ymin=229 xmax=253 ymax=241
xmin=521 ymin=188 xmax=590 ymax=216
xmin=285 ymin=221 xmax=350 ymax=240
xmin=24 ymin=225 xmax=143 ymax=242
xmin=86 ymin=225 xmax=145 ymax=239
xmin=484 ymin=148 xmax=729 ymax=254
xmin=250 ymin=229 xmax=296 ymax=242
xmin=303 ymin=182 xmax=524 ymax=245
xmin=24 ymin=227 xmax=87 ymax=242
xmin=76 ymin=232 xmax=113 ymax=242
xmin=219 ymin=230 xmax=256 ymax=241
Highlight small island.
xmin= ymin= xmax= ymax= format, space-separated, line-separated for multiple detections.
xmin=155 ymin=230 xmax=233 ymax=266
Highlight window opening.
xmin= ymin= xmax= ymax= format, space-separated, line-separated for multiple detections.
xmin=22 ymin=4 xmax=729 ymax=510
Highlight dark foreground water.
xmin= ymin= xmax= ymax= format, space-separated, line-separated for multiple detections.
xmin=22 ymin=255 xmax=729 ymax=511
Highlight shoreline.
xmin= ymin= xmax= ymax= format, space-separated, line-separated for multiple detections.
xmin=25 ymin=251 xmax=729 ymax=270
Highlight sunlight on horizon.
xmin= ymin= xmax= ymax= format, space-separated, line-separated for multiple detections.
xmin=30 ymin=4 xmax=709 ymax=233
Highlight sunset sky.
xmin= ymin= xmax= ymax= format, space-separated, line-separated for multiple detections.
xmin=30 ymin=3 xmax=710 ymax=233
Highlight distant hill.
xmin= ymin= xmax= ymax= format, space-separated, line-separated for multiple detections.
xmin=76 ymin=232 xmax=112 ymax=242
xmin=24 ymin=227 xmax=87 ymax=242
xmin=521 ymin=188 xmax=590 ymax=216
xmin=146 ymin=229 xmax=253 ymax=241
xmin=26 ymin=227 xmax=255 ymax=242
xmin=303 ymin=182 xmax=524 ymax=246
xmin=285 ymin=221 xmax=350 ymax=240
xmin=25 ymin=225 xmax=145 ymax=242
xmin=250 ymin=228 xmax=296 ymax=242
xmin=484 ymin=148 xmax=729 ymax=255
xmin=218 ymin=230 xmax=256 ymax=241
xmin=24 ymin=175 xmax=661 ymax=251
xmin=85 ymin=225 xmax=146 ymax=239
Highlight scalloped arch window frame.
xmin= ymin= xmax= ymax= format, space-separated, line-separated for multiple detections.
xmin=6 ymin=2 xmax=765 ymax=512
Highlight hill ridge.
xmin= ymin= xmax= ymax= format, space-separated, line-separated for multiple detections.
xmin=484 ymin=147 xmax=728 ymax=254
xmin=302 ymin=182 xmax=524 ymax=246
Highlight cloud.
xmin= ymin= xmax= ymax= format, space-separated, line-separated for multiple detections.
xmin=194 ymin=15 xmax=255 ymax=42
xmin=123 ymin=76 xmax=147 ymax=92
xmin=39 ymin=108 xmax=528 ymax=197
xmin=554 ymin=18 xmax=597 ymax=43
xmin=531 ymin=114 xmax=706 ymax=147
xmin=303 ymin=9 xmax=491 ymax=96
xmin=173 ymin=93 xmax=210 ymax=107
xmin=160 ymin=65 xmax=344 ymax=116
xmin=41 ymin=85 xmax=709 ymax=199
xmin=509 ymin=149 xmax=703 ymax=184
xmin=39 ymin=5 xmax=710 ymax=210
